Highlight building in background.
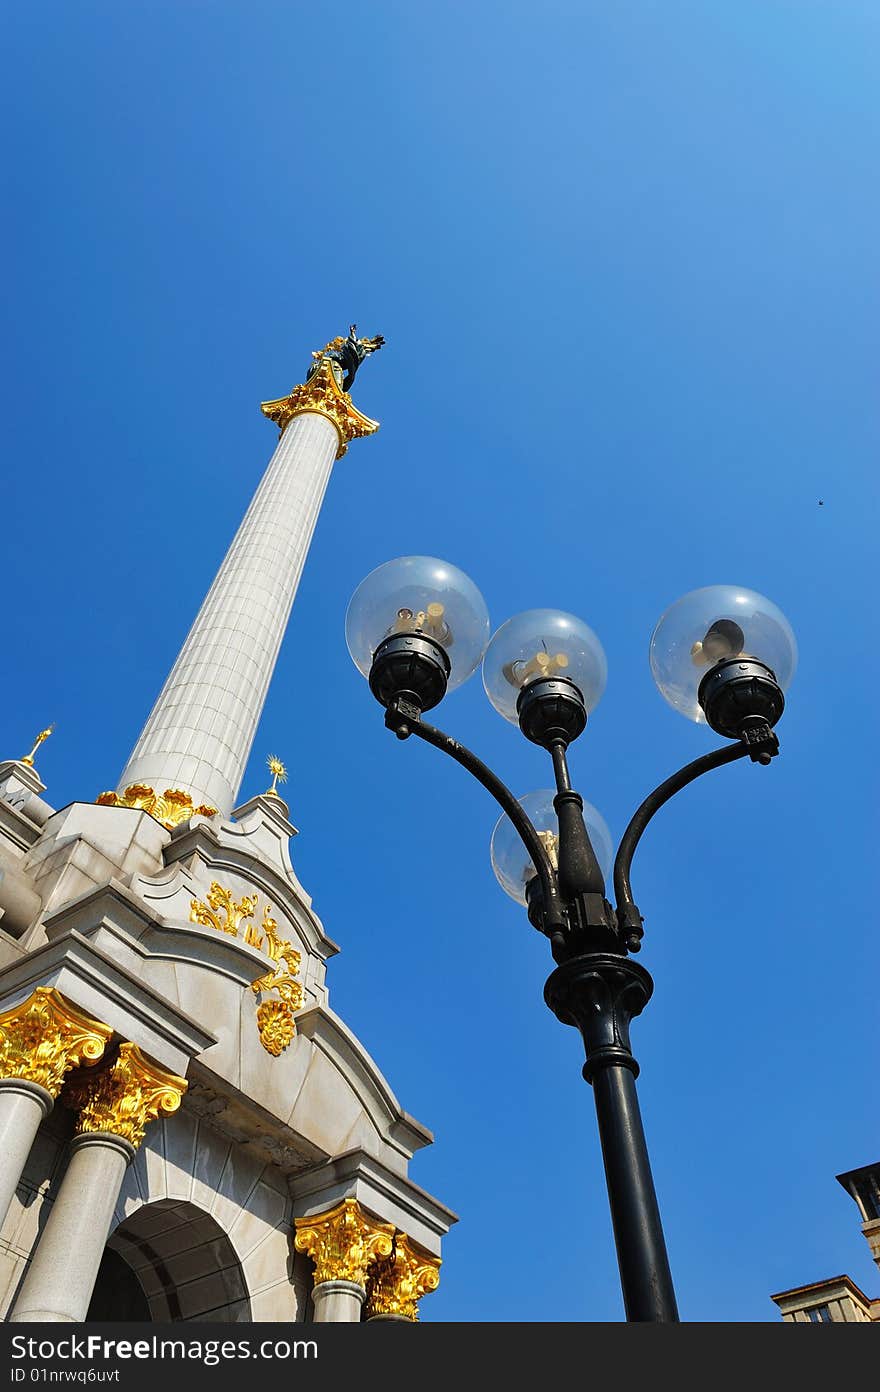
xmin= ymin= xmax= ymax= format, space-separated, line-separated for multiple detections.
xmin=0 ymin=335 xmax=454 ymax=1324
xmin=771 ymin=1162 xmax=880 ymax=1322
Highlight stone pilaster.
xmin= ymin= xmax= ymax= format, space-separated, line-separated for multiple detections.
xmin=9 ymin=1043 xmax=186 ymax=1323
xmin=365 ymin=1234 xmax=441 ymax=1322
xmin=0 ymin=988 xmax=112 ymax=1228
xmin=294 ymin=1198 xmax=395 ymax=1323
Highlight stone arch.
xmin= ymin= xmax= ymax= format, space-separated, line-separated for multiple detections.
xmin=88 ymin=1200 xmax=251 ymax=1322
xmin=104 ymin=1109 xmax=307 ymax=1321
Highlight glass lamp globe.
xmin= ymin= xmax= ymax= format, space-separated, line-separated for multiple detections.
xmin=482 ymin=609 xmax=608 ymax=724
xmin=490 ymin=789 xmax=613 ymax=906
xmin=649 ymin=585 xmax=797 ymax=723
xmin=345 ymin=556 xmax=490 ymax=694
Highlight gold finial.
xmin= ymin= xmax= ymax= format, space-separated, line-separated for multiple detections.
xmin=21 ymin=724 xmax=55 ymax=767
xmin=265 ymin=754 xmax=288 ymax=798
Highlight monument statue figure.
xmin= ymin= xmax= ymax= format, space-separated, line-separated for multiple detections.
xmin=308 ymin=324 xmax=384 ymax=392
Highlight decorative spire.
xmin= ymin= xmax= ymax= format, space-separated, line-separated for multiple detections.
xmin=264 ymin=754 xmax=288 ymax=798
xmin=21 ymin=725 xmax=54 ymax=768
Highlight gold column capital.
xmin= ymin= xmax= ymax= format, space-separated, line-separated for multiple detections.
xmin=63 ymin=1042 xmax=186 ymax=1149
xmin=260 ymin=360 xmax=379 ymax=460
xmin=0 ymin=987 xmax=112 ymax=1097
xmin=294 ymin=1199 xmax=395 ymax=1287
xmin=365 ymin=1235 xmax=441 ymax=1321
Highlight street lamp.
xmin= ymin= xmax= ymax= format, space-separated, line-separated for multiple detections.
xmin=346 ymin=559 xmax=797 ymax=1322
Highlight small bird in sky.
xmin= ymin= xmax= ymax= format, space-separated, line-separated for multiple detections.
xmin=818 ymin=499 xmax=824 ymax=506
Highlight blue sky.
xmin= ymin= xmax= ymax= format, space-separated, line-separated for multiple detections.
xmin=3 ymin=2 xmax=878 ymax=1321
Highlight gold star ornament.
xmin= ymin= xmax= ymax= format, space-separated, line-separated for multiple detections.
xmin=265 ymin=755 xmax=288 ymax=798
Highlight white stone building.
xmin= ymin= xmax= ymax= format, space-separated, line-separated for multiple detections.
xmin=0 ymin=342 xmax=455 ymax=1324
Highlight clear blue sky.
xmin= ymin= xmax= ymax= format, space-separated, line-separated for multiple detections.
xmin=3 ymin=2 xmax=877 ymax=1321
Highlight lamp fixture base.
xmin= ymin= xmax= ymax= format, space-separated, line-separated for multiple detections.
xmin=369 ymin=633 xmax=451 ymax=714
xmin=517 ymin=677 xmax=587 ymax=748
xmin=698 ymin=657 xmax=784 ymax=755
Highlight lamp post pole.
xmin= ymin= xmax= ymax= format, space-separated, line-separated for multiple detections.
xmin=347 ymin=561 xmax=796 ymax=1322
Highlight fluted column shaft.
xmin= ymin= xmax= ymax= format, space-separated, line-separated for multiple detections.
xmin=118 ymin=411 xmax=339 ymax=817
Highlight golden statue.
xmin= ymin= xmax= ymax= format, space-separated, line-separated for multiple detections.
xmin=21 ymin=725 xmax=55 ymax=767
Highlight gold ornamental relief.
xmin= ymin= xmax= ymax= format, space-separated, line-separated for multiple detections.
xmin=190 ymin=885 xmax=303 ymax=1057
xmin=365 ymin=1235 xmax=441 ymax=1321
xmin=190 ymin=882 xmax=259 ymax=937
xmin=250 ymin=905 xmax=303 ymax=1057
xmin=96 ymin=784 xmax=217 ymax=829
xmin=63 ymin=1042 xmax=186 ymax=1149
xmin=0 ymin=988 xmax=112 ymax=1096
xmin=294 ymin=1199 xmax=395 ymax=1287
xmin=260 ymin=359 xmax=379 ymax=460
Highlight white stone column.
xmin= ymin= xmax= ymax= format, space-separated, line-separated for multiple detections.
xmin=9 ymin=1042 xmax=185 ymax=1323
xmin=311 ymin=1279 xmax=366 ymax=1322
xmin=117 ymin=410 xmax=340 ymax=818
xmin=0 ymin=1079 xmax=53 ymax=1229
xmin=9 ymin=1132 xmax=135 ymax=1322
xmin=0 ymin=987 xmax=112 ymax=1230
xmin=294 ymin=1198 xmax=395 ymax=1324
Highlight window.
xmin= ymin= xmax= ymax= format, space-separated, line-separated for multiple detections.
xmin=853 ymin=1177 xmax=880 ymax=1221
xmin=807 ymin=1305 xmax=832 ymax=1323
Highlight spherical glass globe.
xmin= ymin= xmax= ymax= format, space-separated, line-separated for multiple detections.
xmin=346 ymin=556 xmax=490 ymax=693
xmin=650 ymin=585 xmax=797 ymax=723
xmin=482 ymin=609 xmax=607 ymax=724
xmin=490 ymin=789 xmax=613 ymax=906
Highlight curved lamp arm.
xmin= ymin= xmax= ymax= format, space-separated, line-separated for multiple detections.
xmin=613 ymin=743 xmax=750 ymax=945
xmin=385 ymin=707 xmax=567 ymax=941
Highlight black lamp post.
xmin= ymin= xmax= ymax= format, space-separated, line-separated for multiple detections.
xmin=346 ymin=559 xmax=797 ymax=1323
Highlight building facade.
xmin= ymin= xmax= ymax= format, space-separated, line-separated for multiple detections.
xmin=770 ymin=1162 xmax=880 ymax=1323
xmin=0 ymin=342 xmax=455 ymax=1324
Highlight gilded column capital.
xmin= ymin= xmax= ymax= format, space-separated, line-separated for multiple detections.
xmin=294 ymin=1199 xmax=395 ymax=1287
xmin=0 ymin=988 xmax=112 ymax=1097
xmin=62 ymin=1042 xmax=186 ymax=1149
xmin=260 ymin=360 xmax=379 ymax=460
xmin=365 ymin=1235 xmax=441 ymax=1321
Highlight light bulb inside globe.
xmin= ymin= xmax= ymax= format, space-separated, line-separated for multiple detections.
xmin=490 ymin=790 xmax=613 ymax=907
xmin=346 ymin=556 xmax=490 ymax=712
xmin=482 ymin=609 xmax=607 ymax=747
xmin=650 ymin=586 xmax=796 ymax=744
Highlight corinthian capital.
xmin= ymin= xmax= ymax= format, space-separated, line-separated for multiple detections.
xmin=294 ymin=1199 xmax=395 ymax=1287
xmin=63 ymin=1042 xmax=187 ymax=1149
xmin=0 ymin=988 xmax=112 ymax=1096
xmin=365 ymin=1236 xmax=441 ymax=1321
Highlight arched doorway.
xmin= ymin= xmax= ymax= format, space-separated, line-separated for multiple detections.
xmin=87 ymin=1200 xmax=251 ymax=1322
